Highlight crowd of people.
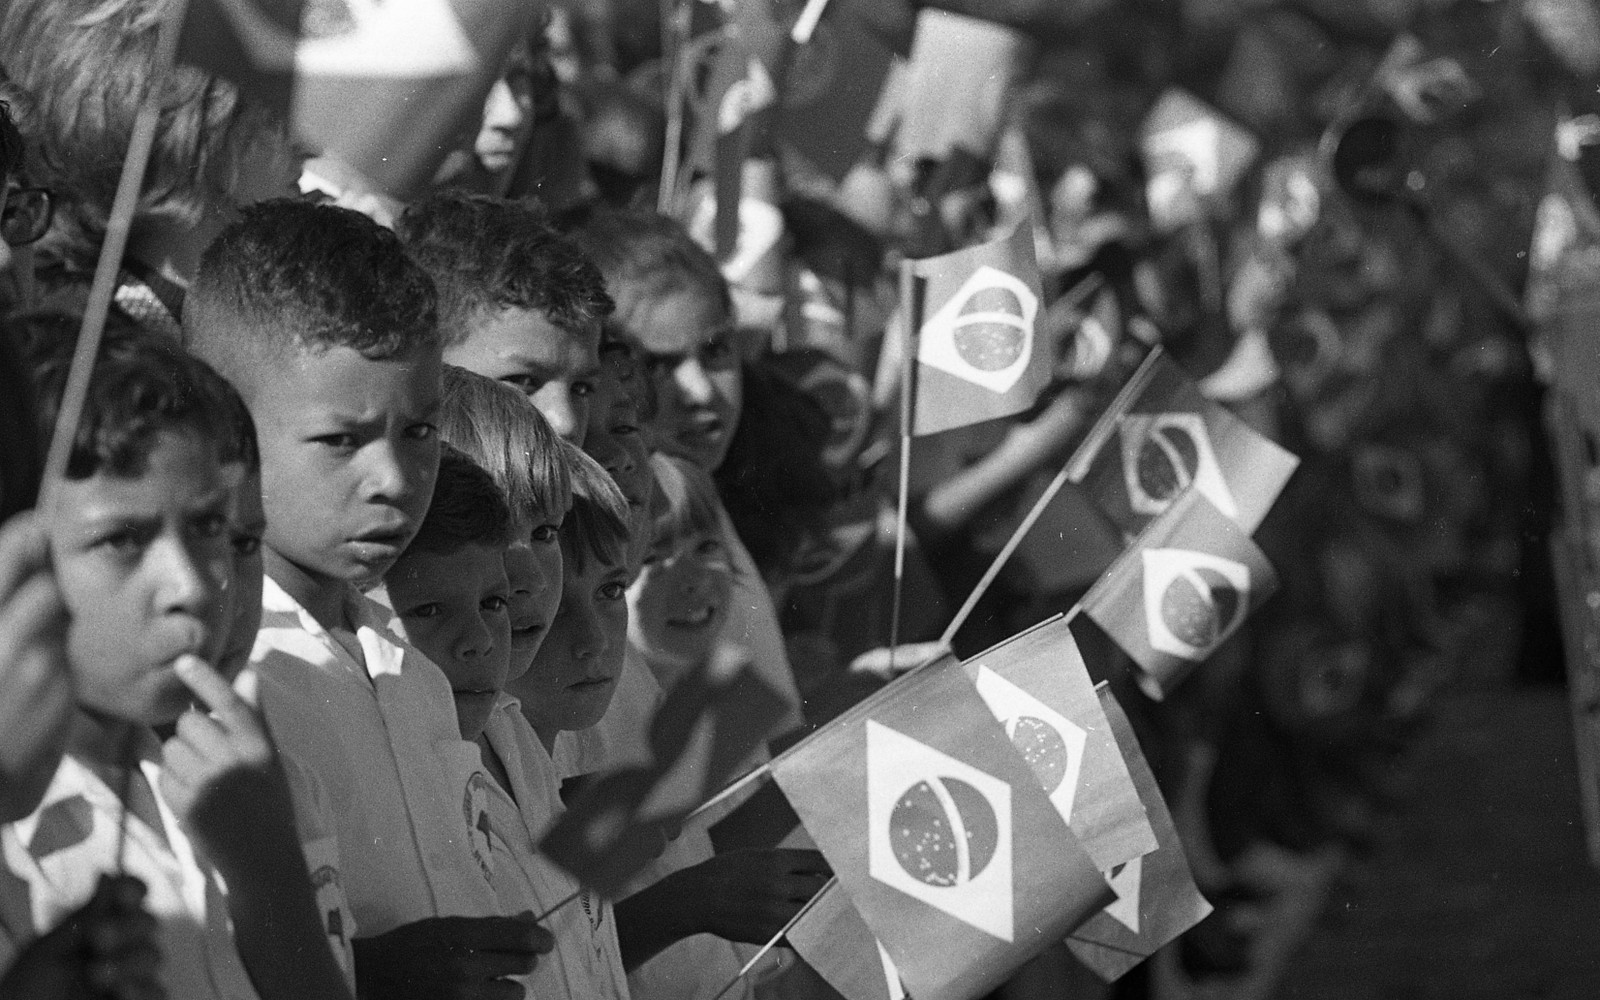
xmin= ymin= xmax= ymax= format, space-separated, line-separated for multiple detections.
xmin=0 ymin=0 xmax=1587 ymax=997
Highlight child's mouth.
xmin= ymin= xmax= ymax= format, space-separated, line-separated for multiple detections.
xmin=666 ymin=604 xmax=718 ymax=629
xmin=510 ymin=623 xmax=545 ymax=649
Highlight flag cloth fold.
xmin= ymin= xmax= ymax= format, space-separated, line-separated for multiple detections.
xmin=1066 ymin=688 xmax=1211 ymax=981
xmin=1082 ymin=489 xmax=1279 ymax=699
xmin=541 ymin=653 xmax=788 ymax=897
xmin=178 ymin=0 xmax=534 ymax=198
xmin=786 ymin=881 xmax=907 ymax=1000
xmin=960 ymin=616 xmax=1157 ymax=871
xmin=908 ymin=223 xmax=1051 ymax=437
xmin=1076 ymin=351 xmax=1298 ymax=537
xmin=771 ymin=655 xmax=1109 ymax=1000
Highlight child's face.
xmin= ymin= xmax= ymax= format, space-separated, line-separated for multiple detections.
xmin=509 ymin=539 xmax=629 ymax=741
xmin=627 ymin=530 xmax=732 ymax=684
xmin=217 ymin=467 xmax=266 ymax=683
xmin=503 ymin=502 xmax=565 ymax=683
xmin=583 ymin=358 xmax=653 ymax=568
xmin=444 ymin=308 xmax=601 ymax=444
xmin=251 ymin=345 xmax=442 ymax=593
xmin=50 ymin=430 xmax=234 ymax=725
xmin=630 ymin=292 xmax=743 ymax=472
xmin=388 ymin=542 xmax=512 ymax=741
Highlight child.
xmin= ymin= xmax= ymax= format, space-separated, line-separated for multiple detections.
xmin=627 ymin=453 xmax=734 ymax=693
xmin=572 ymin=208 xmax=803 ymax=743
xmin=397 ymin=191 xmax=612 ymax=443
xmin=5 ymin=327 xmax=352 ymax=999
xmin=183 ymin=200 xmax=551 ymax=999
xmin=388 ymin=440 xmax=633 ymax=1000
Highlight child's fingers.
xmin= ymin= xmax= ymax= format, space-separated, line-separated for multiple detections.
xmin=170 ymin=707 xmax=236 ymax=763
xmin=447 ymin=914 xmax=556 ymax=956
xmin=173 ymin=655 xmax=260 ymax=737
xmin=0 ymin=510 xmax=50 ymax=599
xmin=770 ymin=848 xmax=832 ymax=877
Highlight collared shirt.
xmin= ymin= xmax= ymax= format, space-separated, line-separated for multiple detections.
xmin=483 ymin=695 xmax=631 ymax=1000
xmin=241 ymin=577 xmax=500 ymax=936
xmin=0 ymin=738 xmax=258 ymax=1000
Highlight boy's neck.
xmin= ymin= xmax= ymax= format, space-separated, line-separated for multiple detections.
xmin=264 ymin=547 xmax=355 ymax=632
xmin=69 ymin=709 xmax=145 ymax=771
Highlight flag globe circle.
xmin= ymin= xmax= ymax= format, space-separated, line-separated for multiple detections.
xmin=1136 ymin=424 xmax=1200 ymax=506
xmin=1160 ymin=566 xmax=1243 ymax=651
xmin=952 ymin=286 xmax=1029 ymax=372
xmin=889 ymin=776 xmax=1000 ymax=887
xmin=1004 ymin=716 xmax=1070 ymax=794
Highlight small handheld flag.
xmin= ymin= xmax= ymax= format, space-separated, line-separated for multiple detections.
xmin=786 ymin=881 xmax=907 ymax=1000
xmin=770 ymin=657 xmax=1109 ymax=1000
xmin=1066 ymin=689 xmax=1212 ymax=981
xmin=961 ymin=617 xmax=1157 ymax=872
xmin=907 ymin=223 xmax=1051 ymax=437
xmin=1076 ymin=351 xmax=1298 ymax=537
xmin=178 ymin=0 xmax=535 ymax=199
xmin=1082 ymin=489 xmax=1279 ymax=700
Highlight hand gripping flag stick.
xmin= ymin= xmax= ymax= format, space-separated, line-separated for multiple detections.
xmin=938 ymin=346 xmax=1168 ymax=648
xmin=708 ymin=876 xmax=838 ymax=1000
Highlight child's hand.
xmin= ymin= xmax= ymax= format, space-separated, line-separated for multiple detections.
xmin=351 ymin=913 xmax=555 ymax=1000
xmin=0 ymin=510 xmax=74 ymax=823
xmin=0 ymin=874 xmax=164 ymax=1000
xmin=679 ymin=849 xmax=832 ymax=944
xmin=158 ymin=655 xmax=291 ymax=877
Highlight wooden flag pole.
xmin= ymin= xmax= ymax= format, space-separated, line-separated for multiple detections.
xmin=708 ymin=877 xmax=837 ymax=1000
xmin=38 ymin=0 xmax=189 ymax=878
xmin=658 ymin=0 xmax=691 ymax=214
xmin=39 ymin=0 xmax=189 ymax=518
xmin=888 ymin=265 xmax=924 ymax=674
xmin=789 ymin=0 xmax=832 ymax=44
xmin=938 ymin=346 xmax=1167 ymax=648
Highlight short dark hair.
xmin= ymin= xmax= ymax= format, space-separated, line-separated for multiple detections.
xmin=185 ymin=200 xmax=439 ymax=376
xmin=560 ymin=440 xmax=629 ymax=573
xmin=396 ymin=191 xmax=613 ymax=346
xmin=25 ymin=319 xmax=257 ymax=481
xmin=569 ymin=208 xmax=731 ymax=333
xmin=407 ymin=445 xmax=513 ymax=554
xmin=0 ymin=0 xmax=282 ymax=272
xmin=0 ymin=99 xmax=25 ymax=180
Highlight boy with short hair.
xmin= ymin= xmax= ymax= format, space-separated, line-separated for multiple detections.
xmin=184 ymin=199 xmax=551 ymax=999
xmin=5 ymin=327 xmax=353 ymax=999
xmin=397 ymin=191 xmax=613 ymax=443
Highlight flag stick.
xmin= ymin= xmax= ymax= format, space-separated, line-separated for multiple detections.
xmin=39 ymin=0 xmax=188 ymax=518
xmin=658 ymin=0 xmax=691 ymax=214
xmin=708 ymin=876 xmax=837 ymax=1000
xmin=790 ymin=0 xmax=831 ymax=44
xmin=888 ymin=266 xmax=924 ymax=674
xmin=535 ymin=889 xmax=584 ymax=922
xmin=937 ymin=346 xmax=1167 ymax=648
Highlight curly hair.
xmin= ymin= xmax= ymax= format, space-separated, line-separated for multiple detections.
xmin=568 ymin=207 xmax=731 ymax=333
xmin=396 ymin=191 xmax=613 ymax=346
xmin=0 ymin=0 xmax=283 ymax=272
xmin=24 ymin=318 xmax=257 ymax=481
xmin=407 ymin=444 xmax=513 ymax=554
xmin=185 ymin=199 xmax=439 ymax=370
xmin=438 ymin=364 xmax=571 ymax=526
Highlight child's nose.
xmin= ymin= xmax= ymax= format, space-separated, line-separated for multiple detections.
xmin=458 ymin=619 xmax=496 ymax=660
xmin=151 ymin=536 xmax=222 ymax=620
xmin=671 ymin=358 xmax=716 ymax=407
xmin=569 ymin=605 xmax=609 ymax=661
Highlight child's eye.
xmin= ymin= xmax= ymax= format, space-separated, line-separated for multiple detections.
xmin=611 ymin=423 xmax=640 ymax=437
xmin=97 ymin=528 xmax=145 ymax=555
xmin=695 ymin=539 xmax=726 ymax=558
xmin=403 ymin=603 xmax=442 ymax=619
xmin=702 ymin=337 xmax=736 ymax=368
xmin=482 ymin=595 xmax=509 ymax=613
xmin=572 ymin=380 xmax=595 ymax=398
xmin=530 ymin=524 xmax=559 ymax=544
xmin=406 ymin=423 xmax=438 ymax=441
xmin=598 ymin=581 xmax=626 ymax=600
xmin=311 ymin=432 xmax=359 ymax=450
xmin=232 ymin=534 xmax=262 ymax=558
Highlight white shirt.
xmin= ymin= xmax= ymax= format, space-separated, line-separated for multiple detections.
xmin=483 ymin=695 xmax=631 ymax=1000
xmin=241 ymin=576 xmax=500 ymax=936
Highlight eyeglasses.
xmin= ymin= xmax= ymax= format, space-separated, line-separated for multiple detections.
xmin=1 ymin=187 xmax=52 ymax=246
